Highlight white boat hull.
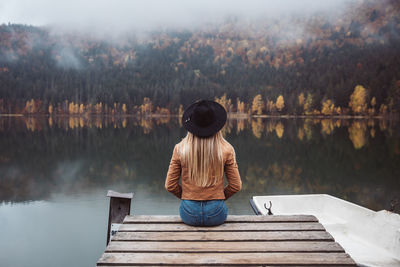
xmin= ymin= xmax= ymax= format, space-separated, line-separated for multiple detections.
xmin=252 ymin=194 xmax=400 ymax=267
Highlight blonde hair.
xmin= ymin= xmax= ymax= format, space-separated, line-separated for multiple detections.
xmin=178 ymin=131 xmax=227 ymax=187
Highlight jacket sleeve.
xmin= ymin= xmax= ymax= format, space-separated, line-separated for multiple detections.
xmin=224 ymin=147 xmax=242 ymax=200
xmin=165 ymin=144 xmax=182 ymax=198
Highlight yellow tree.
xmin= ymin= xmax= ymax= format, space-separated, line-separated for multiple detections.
xmin=251 ymin=94 xmax=264 ymax=115
xmin=298 ymin=93 xmax=305 ymax=107
xmin=25 ymin=99 xmax=35 ymax=114
xmin=48 ymin=104 xmax=53 ymax=115
xmin=113 ymin=102 xmax=118 ymax=115
xmin=349 ymin=85 xmax=367 ymax=114
xmin=95 ymin=102 xmax=103 ymax=114
xmin=379 ymin=104 xmax=388 ymax=115
xmin=178 ymin=105 xmax=184 ymax=116
xmin=275 ymin=95 xmax=285 ymax=112
xmin=370 ymin=97 xmax=376 ymax=108
xmin=236 ymin=98 xmax=245 ymax=113
xmin=68 ymin=102 xmax=79 ymax=114
xmin=266 ymin=100 xmax=275 ymax=113
xmin=140 ymin=97 xmax=153 ymax=115
xmin=215 ymin=94 xmax=233 ymax=112
xmin=79 ymin=104 xmax=84 ymax=114
xmin=298 ymin=93 xmax=305 ymax=113
xmin=368 ymin=96 xmax=376 ymax=116
xmin=321 ymin=99 xmax=335 ymax=115
xmin=30 ymin=99 xmax=36 ymax=113
xmin=226 ymin=97 xmax=233 ymax=112
xmin=304 ymin=93 xmax=313 ymax=115
xmin=68 ymin=102 xmax=75 ymax=114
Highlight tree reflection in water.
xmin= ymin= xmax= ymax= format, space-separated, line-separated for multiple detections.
xmin=0 ymin=116 xmax=399 ymax=212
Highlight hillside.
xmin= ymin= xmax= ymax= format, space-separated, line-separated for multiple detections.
xmin=0 ymin=0 xmax=399 ymax=115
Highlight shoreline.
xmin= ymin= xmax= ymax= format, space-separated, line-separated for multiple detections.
xmin=1 ymin=113 xmax=397 ymax=120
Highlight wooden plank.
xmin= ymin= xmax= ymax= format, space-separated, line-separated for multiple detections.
xmin=106 ymin=195 xmax=132 ymax=245
xmin=97 ymin=252 xmax=356 ymax=266
xmin=123 ymin=215 xmax=318 ymax=223
xmin=112 ymin=231 xmax=334 ymax=241
xmin=107 ymin=190 xmax=133 ymax=199
xmin=106 ymin=241 xmax=344 ymax=253
xmin=118 ymin=222 xmax=325 ymax=232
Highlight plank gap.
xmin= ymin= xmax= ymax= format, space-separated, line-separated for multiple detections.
xmin=113 ymin=239 xmax=334 ymax=242
xmin=118 ymin=229 xmax=327 ymax=232
xmin=105 ymin=250 xmax=346 ymax=253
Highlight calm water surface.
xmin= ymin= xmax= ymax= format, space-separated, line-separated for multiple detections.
xmin=0 ymin=116 xmax=399 ymax=267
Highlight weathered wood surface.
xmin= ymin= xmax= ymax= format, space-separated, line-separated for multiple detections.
xmin=112 ymin=231 xmax=335 ymax=241
xmin=98 ymin=253 xmax=355 ymax=266
xmin=106 ymin=241 xmax=344 ymax=252
xmin=118 ymin=222 xmax=325 ymax=232
xmin=106 ymin=191 xmax=133 ymax=245
xmin=107 ymin=190 xmax=134 ymax=199
xmin=97 ymin=215 xmax=356 ymax=266
xmin=123 ymin=215 xmax=318 ymax=223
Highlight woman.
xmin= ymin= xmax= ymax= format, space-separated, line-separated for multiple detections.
xmin=165 ymin=100 xmax=242 ymax=226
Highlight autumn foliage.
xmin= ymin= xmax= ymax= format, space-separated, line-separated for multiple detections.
xmin=349 ymin=85 xmax=368 ymax=115
xmin=0 ymin=0 xmax=399 ymax=116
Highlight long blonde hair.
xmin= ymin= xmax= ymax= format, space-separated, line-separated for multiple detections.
xmin=178 ymin=131 xmax=226 ymax=187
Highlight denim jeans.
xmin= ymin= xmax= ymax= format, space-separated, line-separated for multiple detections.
xmin=179 ymin=199 xmax=228 ymax=226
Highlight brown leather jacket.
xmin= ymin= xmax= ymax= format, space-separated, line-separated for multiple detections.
xmin=165 ymin=141 xmax=242 ymax=200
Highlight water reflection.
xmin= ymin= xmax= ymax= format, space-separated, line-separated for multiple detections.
xmin=2 ymin=116 xmax=398 ymax=151
xmin=348 ymin=121 xmax=368 ymax=149
xmin=0 ymin=116 xmax=399 ymax=212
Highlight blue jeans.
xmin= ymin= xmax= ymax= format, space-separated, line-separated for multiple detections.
xmin=179 ymin=199 xmax=228 ymax=226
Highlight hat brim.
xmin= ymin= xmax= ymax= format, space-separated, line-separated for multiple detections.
xmin=182 ymin=100 xmax=227 ymax=138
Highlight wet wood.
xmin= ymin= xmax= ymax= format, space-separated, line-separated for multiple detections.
xmin=97 ymin=252 xmax=356 ymax=266
xmin=106 ymin=241 xmax=344 ymax=253
xmin=97 ymin=215 xmax=356 ymax=266
xmin=118 ymin=222 xmax=325 ymax=232
xmin=123 ymin=215 xmax=318 ymax=223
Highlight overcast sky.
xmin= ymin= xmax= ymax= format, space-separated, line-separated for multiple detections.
xmin=0 ymin=0 xmax=353 ymax=33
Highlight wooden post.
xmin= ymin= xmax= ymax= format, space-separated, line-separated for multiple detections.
xmin=106 ymin=190 xmax=134 ymax=245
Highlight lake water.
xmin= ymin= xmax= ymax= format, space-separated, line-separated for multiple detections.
xmin=0 ymin=116 xmax=399 ymax=267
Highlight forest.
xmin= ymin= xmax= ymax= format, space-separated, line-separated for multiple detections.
xmin=0 ymin=0 xmax=399 ymax=116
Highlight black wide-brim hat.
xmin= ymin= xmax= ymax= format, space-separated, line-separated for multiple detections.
xmin=182 ymin=100 xmax=227 ymax=138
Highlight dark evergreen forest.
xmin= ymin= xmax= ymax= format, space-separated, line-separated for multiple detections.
xmin=0 ymin=0 xmax=399 ymax=115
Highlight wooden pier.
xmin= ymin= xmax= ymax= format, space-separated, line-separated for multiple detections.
xmin=97 ymin=215 xmax=356 ymax=266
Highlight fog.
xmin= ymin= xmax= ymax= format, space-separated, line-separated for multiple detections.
xmin=1 ymin=0 xmax=354 ymax=35
xmin=0 ymin=0 xmax=364 ymax=69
